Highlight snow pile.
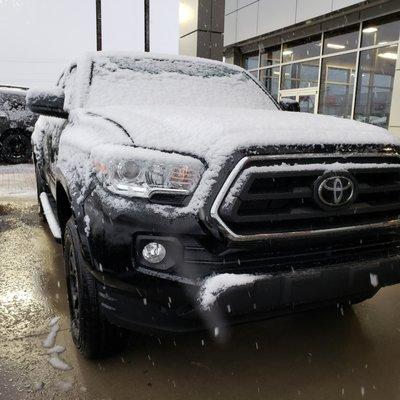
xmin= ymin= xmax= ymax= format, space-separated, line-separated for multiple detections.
xmin=198 ymin=273 xmax=269 ymax=310
xmin=41 ymin=317 xmax=73 ymax=373
xmin=48 ymin=354 xmax=72 ymax=371
xmin=49 ymin=316 xmax=60 ymax=327
xmin=47 ymin=345 xmax=65 ymax=355
xmin=84 ymin=215 xmax=90 ymax=237
xmin=42 ymin=322 xmax=59 ymax=348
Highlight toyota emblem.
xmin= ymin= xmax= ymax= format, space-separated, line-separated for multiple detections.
xmin=314 ymin=173 xmax=356 ymax=209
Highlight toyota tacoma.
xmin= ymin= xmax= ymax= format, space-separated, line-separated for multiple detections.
xmin=27 ymin=52 xmax=400 ymax=358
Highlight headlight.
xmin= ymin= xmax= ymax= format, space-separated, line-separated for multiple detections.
xmin=91 ymin=145 xmax=205 ymax=199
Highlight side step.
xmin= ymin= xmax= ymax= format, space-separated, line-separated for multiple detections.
xmin=39 ymin=192 xmax=62 ymax=242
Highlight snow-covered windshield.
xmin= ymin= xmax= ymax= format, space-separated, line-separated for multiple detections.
xmin=85 ymin=56 xmax=277 ymax=110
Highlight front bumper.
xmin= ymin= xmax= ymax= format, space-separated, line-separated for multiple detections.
xmin=96 ymin=254 xmax=400 ymax=334
xmin=79 ymin=184 xmax=400 ymax=333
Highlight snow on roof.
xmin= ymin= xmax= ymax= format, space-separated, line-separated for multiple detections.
xmin=85 ymin=51 xmax=243 ymax=71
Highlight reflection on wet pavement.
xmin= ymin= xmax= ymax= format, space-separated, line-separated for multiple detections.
xmin=2 ymin=197 xmax=400 ymax=399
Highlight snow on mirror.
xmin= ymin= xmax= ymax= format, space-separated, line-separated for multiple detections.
xmin=26 ymin=87 xmax=68 ymax=118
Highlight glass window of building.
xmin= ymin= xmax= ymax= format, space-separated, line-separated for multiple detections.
xmin=319 ymin=52 xmax=357 ymax=119
xmin=281 ymin=59 xmax=320 ymax=90
xmin=243 ymin=52 xmax=259 ymax=70
xmin=282 ymin=35 xmax=321 ymax=63
xmin=323 ymin=26 xmax=359 ymax=55
xmin=248 ymin=70 xmax=259 ymax=79
xmin=362 ymin=13 xmax=400 ymax=47
xmin=260 ymin=67 xmax=280 ymax=100
xmin=354 ymin=45 xmax=398 ymax=128
xmin=261 ymin=45 xmax=281 ymax=67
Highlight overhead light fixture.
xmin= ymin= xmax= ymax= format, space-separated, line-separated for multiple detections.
xmin=179 ymin=3 xmax=194 ymax=24
xmin=282 ymin=50 xmax=293 ymax=56
xmin=378 ymin=52 xmax=398 ymax=60
xmin=327 ymin=43 xmax=346 ymax=50
xmin=273 ymin=71 xmax=280 ymax=75
xmin=363 ymin=27 xmax=378 ymax=34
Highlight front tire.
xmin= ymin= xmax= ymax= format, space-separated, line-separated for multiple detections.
xmin=64 ymin=217 xmax=126 ymax=358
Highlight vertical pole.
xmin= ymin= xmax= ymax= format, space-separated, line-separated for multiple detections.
xmin=96 ymin=0 xmax=102 ymax=51
xmin=144 ymin=0 xmax=150 ymax=52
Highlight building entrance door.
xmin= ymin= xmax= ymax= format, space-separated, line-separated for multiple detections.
xmin=279 ymin=88 xmax=319 ymax=114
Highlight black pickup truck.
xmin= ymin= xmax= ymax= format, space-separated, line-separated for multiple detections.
xmin=27 ymin=52 xmax=400 ymax=358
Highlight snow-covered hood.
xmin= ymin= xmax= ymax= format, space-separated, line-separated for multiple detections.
xmin=85 ymin=105 xmax=399 ymax=163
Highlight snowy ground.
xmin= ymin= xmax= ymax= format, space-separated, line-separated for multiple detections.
xmin=0 ymin=163 xmax=36 ymax=199
xmin=3 ymin=178 xmax=400 ymax=399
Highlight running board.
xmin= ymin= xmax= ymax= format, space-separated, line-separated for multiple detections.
xmin=39 ymin=192 xmax=62 ymax=241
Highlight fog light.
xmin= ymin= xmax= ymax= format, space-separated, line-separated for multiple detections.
xmin=142 ymin=242 xmax=167 ymax=264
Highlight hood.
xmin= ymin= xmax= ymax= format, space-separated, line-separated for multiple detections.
xmin=85 ymin=105 xmax=399 ymax=163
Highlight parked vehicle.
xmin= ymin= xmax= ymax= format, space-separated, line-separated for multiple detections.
xmin=28 ymin=53 xmax=400 ymax=358
xmin=0 ymin=86 xmax=37 ymax=164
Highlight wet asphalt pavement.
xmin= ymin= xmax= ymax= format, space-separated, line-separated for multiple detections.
xmin=2 ymin=167 xmax=400 ymax=399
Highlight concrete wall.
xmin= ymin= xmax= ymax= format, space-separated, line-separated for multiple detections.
xmin=224 ymin=0 xmax=364 ymax=46
xmin=0 ymin=0 xmax=179 ymax=88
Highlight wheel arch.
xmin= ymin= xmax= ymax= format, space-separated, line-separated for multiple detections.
xmin=56 ymin=181 xmax=72 ymax=236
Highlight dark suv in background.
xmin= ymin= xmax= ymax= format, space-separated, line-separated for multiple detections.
xmin=0 ymin=86 xmax=38 ymax=164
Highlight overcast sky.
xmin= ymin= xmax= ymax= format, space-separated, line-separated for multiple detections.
xmin=0 ymin=0 xmax=179 ymax=87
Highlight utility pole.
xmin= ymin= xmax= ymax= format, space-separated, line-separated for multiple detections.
xmin=96 ymin=0 xmax=102 ymax=51
xmin=144 ymin=0 xmax=150 ymax=52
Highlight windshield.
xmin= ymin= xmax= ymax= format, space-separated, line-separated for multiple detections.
xmin=86 ymin=56 xmax=277 ymax=110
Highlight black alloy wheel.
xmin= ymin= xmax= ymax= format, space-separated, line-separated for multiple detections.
xmin=1 ymin=130 xmax=32 ymax=164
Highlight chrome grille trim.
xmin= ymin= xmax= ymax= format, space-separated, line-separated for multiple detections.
xmin=210 ymin=153 xmax=400 ymax=242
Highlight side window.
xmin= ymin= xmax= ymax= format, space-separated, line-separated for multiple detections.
xmin=64 ymin=67 xmax=77 ymax=110
xmin=57 ymin=66 xmax=77 ymax=110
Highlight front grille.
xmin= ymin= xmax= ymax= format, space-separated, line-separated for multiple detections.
xmin=217 ymin=154 xmax=400 ymax=238
xmin=183 ymin=235 xmax=400 ymax=276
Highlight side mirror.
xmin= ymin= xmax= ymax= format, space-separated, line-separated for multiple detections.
xmin=279 ymin=99 xmax=300 ymax=112
xmin=26 ymin=88 xmax=68 ymax=118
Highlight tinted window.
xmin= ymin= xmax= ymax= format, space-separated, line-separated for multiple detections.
xmin=282 ymin=35 xmax=321 ymax=63
xmin=324 ymin=26 xmax=359 ymax=55
xmin=281 ymin=59 xmax=319 ymax=90
xmin=362 ymin=13 xmax=400 ymax=47
xmin=260 ymin=67 xmax=280 ymax=100
xmin=261 ymin=46 xmax=281 ymax=67
xmin=243 ymin=52 xmax=259 ymax=70
xmin=319 ymin=53 xmax=357 ymax=119
xmin=354 ymin=45 xmax=398 ymax=128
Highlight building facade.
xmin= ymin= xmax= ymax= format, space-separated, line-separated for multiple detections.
xmin=224 ymin=0 xmax=400 ymax=133
xmin=179 ymin=0 xmax=225 ymax=60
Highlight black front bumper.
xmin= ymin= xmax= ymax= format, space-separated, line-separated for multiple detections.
xmin=80 ymin=179 xmax=400 ymax=334
xmin=96 ymin=254 xmax=400 ymax=334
